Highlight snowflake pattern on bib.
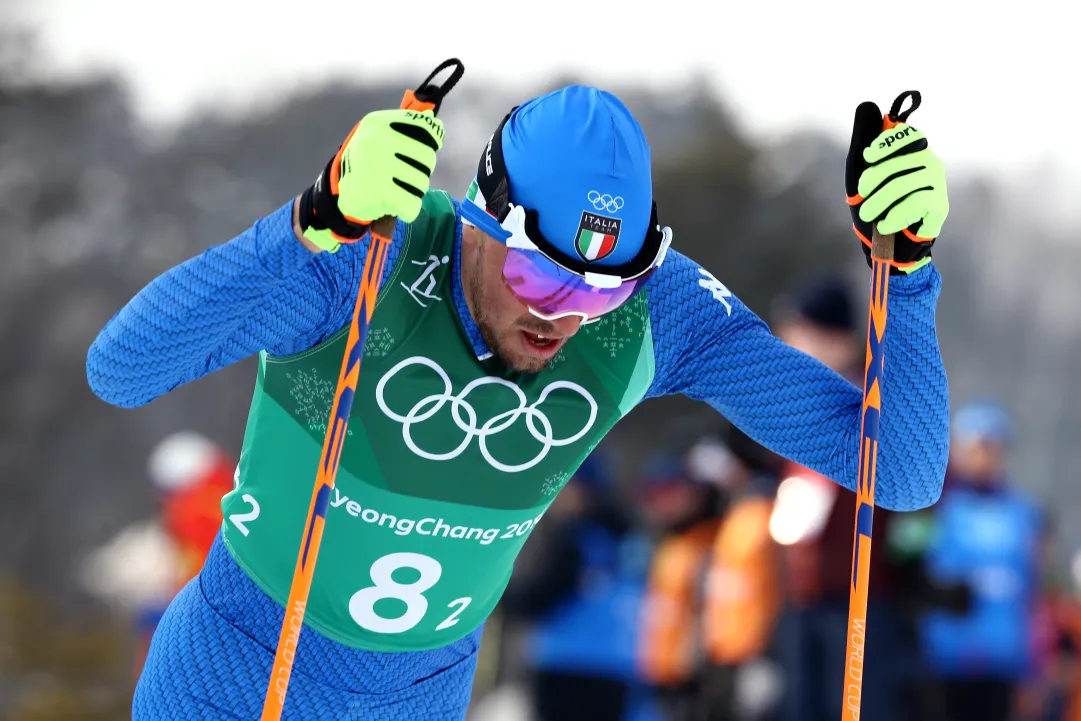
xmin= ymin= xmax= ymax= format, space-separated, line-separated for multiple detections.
xmin=579 ymin=300 xmax=647 ymax=359
xmin=285 ymin=368 xmax=353 ymax=436
xmin=365 ymin=327 xmax=396 ymax=358
xmin=540 ymin=472 xmax=569 ymax=497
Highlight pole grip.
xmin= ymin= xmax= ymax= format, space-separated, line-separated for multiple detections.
xmin=871 ymin=228 xmax=895 ymax=261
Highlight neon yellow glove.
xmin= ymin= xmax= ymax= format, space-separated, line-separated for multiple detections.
xmin=298 ymin=108 xmax=444 ymax=252
xmin=845 ymin=92 xmax=948 ymax=274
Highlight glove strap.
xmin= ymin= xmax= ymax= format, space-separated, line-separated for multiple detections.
xmin=888 ymin=91 xmax=921 ymax=126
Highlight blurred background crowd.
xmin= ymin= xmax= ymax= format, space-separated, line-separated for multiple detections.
xmin=466 ymin=284 xmax=1077 ymax=721
xmin=2 ymin=1 xmax=1080 ymax=720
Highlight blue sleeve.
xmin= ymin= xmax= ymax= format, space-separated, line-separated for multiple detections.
xmin=643 ymin=249 xmax=949 ymax=511
xmin=86 ymin=200 xmax=405 ymax=408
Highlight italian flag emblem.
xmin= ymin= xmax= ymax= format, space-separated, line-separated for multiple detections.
xmin=574 ymin=211 xmax=622 ymax=262
xmin=465 ymin=179 xmax=497 ymax=218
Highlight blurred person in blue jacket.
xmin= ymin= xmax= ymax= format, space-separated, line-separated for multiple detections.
xmin=920 ymin=401 xmax=1050 ymax=721
xmin=502 ymin=451 xmax=656 ymax=721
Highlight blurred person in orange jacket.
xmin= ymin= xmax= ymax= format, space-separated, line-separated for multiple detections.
xmin=697 ymin=424 xmax=783 ymax=721
xmin=134 ymin=431 xmax=236 ymax=676
xmin=769 ymin=275 xmax=917 ymax=721
xmin=79 ymin=430 xmax=236 ymax=684
xmin=637 ymin=450 xmax=726 ymax=721
xmin=1047 ymin=547 xmax=1081 ymax=721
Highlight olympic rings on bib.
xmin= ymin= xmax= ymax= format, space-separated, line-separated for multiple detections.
xmin=374 ymin=356 xmax=598 ymax=473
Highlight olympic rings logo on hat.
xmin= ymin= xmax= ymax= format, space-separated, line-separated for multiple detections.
xmin=375 ymin=356 xmax=598 ymax=473
xmin=587 ymin=190 xmax=624 ymax=213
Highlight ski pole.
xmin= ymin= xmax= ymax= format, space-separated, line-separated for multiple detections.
xmin=841 ymin=224 xmax=892 ymax=721
xmin=260 ymin=58 xmax=464 ymax=721
xmin=841 ymin=91 xmax=920 ymax=721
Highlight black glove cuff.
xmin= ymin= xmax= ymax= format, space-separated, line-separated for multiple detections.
xmin=856 ymin=221 xmax=935 ymax=275
xmin=298 ymin=156 xmax=370 ymax=241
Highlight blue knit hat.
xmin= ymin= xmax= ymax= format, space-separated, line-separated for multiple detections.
xmin=953 ymin=401 xmax=1013 ymax=446
xmin=465 ymin=85 xmax=654 ymax=268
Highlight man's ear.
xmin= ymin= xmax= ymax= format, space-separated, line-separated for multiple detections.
xmin=461 ymin=223 xmax=481 ymax=248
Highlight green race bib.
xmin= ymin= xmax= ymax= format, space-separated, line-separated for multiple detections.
xmin=221 ymin=191 xmax=656 ymax=651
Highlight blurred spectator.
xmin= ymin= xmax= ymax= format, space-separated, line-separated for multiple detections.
xmin=918 ymin=402 xmax=1050 ymax=721
xmin=697 ymin=426 xmax=783 ymax=721
xmin=147 ymin=431 xmax=238 ymax=590
xmin=79 ymin=430 xmax=235 ymax=682
xmin=768 ymin=275 xmax=917 ymax=721
xmin=878 ymin=481 xmax=974 ymax=720
xmin=501 ymin=452 xmax=655 ymax=721
xmin=637 ymin=451 xmax=725 ymax=721
xmin=1049 ymin=548 xmax=1081 ymax=721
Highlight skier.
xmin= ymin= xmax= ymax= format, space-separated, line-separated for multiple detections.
xmin=87 ymin=83 xmax=951 ymax=719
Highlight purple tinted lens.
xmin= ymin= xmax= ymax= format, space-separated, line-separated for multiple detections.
xmin=502 ymin=248 xmax=652 ymax=319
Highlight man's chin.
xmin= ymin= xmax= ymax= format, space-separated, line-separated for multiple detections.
xmin=493 ymin=348 xmax=551 ymax=375
xmin=489 ymin=338 xmax=555 ymax=374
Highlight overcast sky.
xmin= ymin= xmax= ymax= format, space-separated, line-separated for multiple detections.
xmin=15 ymin=0 xmax=1079 ymax=221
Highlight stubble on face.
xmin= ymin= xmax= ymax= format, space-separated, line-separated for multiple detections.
xmin=463 ymin=231 xmax=560 ymax=375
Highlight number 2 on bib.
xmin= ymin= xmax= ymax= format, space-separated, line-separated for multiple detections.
xmin=348 ymin=552 xmax=472 ymax=634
